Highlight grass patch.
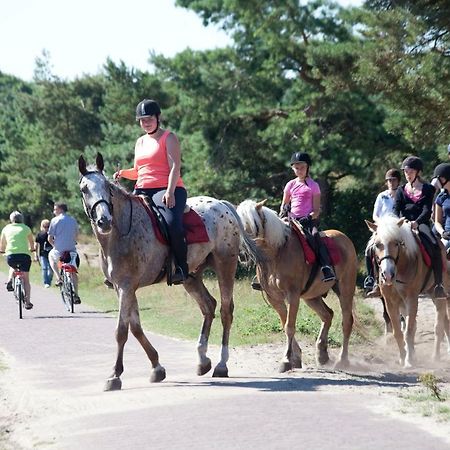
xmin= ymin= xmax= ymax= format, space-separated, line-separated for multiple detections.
xmin=0 ymin=248 xmax=383 ymax=347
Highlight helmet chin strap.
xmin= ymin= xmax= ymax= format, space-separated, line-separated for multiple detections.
xmin=147 ymin=117 xmax=160 ymax=135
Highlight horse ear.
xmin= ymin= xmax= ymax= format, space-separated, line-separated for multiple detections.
xmin=255 ymin=199 xmax=268 ymax=210
xmin=78 ymin=155 xmax=87 ymax=175
xmin=96 ymin=152 xmax=104 ymax=172
xmin=397 ymin=217 xmax=405 ymax=227
xmin=365 ymin=219 xmax=377 ymax=233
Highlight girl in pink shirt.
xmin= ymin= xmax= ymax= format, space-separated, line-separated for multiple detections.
xmin=281 ymin=152 xmax=335 ymax=282
xmin=114 ymin=99 xmax=188 ymax=284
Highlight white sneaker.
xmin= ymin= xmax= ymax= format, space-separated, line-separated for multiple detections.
xmin=44 ymin=284 xmax=50 ymax=288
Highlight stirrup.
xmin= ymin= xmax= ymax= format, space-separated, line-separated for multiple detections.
xmin=172 ymin=266 xmax=187 ymax=285
xmin=433 ymin=284 xmax=447 ymax=300
xmin=321 ymin=266 xmax=336 ymax=282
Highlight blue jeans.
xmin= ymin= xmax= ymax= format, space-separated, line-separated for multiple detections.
xmin=40 ymin=255 xmax=53 ymax=285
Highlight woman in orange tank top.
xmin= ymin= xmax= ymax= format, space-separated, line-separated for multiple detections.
xmin=114 ymin=99 xmax=188 ymax=284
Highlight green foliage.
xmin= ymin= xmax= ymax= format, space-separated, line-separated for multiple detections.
xmin=418 ymin=373 xmax=444 ymax=401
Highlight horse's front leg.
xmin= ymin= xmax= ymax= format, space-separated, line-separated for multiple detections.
xmin=263 ymin=289 xmax=303 ymax=369
xmin=382 ymin=292 xmax=407 ymax=366
xmin=403 ymin=298 xmax=418 ymax=368
xmin=303 ymin=296 xmax=333 ymax=366
xmin=183 ymin=276 xmax=216 ymax=376
xmin=279 ymin=294 xmax=300 ymax=373
xmin=104 ymin=301 xmax=129 ymax=391
xmin=128 ymin=299 xmax=166 ymax=383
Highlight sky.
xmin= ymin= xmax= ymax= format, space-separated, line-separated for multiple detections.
xmin=0 ymin=0 xmax=362 ymax=82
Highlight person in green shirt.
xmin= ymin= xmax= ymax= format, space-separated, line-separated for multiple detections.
xmin=0 ymin=211 xmax=35 ymax=309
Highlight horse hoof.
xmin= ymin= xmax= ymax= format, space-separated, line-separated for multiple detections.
xmin=291 ymin=358 xmax=302 ymax=369
xmin=150 ymin=366 xmax=166 ymax=383
xmin=197 ymin=359 xmax=212 ymax=376
xmin=334 ymin=359 xmax=349 ymax=370
xmin=212 ymin=365 xmax=229 ymax=378
xmin=279 ymin=361 xmax=292 ymax=373
xmin=104 ymin=377 xmax=122 ymax=391
xmin=318 ymin=353 xmax=330 ymax=365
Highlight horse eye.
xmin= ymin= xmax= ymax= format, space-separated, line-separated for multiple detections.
xmin=375 ymin=242 xmax=383 ymax=249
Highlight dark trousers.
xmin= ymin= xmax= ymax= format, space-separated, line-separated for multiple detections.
xmin=134 ymin=187 xmax=188 ymax=272
xmin=419 ymin=229 xmax=443 ymax=286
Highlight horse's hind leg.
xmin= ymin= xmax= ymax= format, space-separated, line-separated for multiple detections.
xmin=183 ymin=272 xmax=217 ymax=376
xmin=210 ymin=258 xmax=240 ymax=378
xmin=431 ymin=297 xmax=447 ymax=361
xmin=303 ymin=296 xmax=334 ymax=366
xmin=335 ymin=292 xmax=354 ymax=369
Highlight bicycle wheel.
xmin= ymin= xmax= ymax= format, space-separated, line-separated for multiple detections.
xmin=61 ymin=272 xmax=74 ymax=313
xmin=16 ymin=279 xmax=23 ymax=319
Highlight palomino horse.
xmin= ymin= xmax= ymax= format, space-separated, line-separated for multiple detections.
xmin=79 ymin=154 xmax=259 ymax=390
xmin=366 ymin=215 xmax=450 ymax=367
xmin=235 ymin=200 xmax=357 ymax=371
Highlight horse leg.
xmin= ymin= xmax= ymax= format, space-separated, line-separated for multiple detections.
xmin=403 ymin=299 xmax=418 ymax=368
xmin=303 ymin=296 xmax=333 ymax=366
xmin=431 ymin=297 xmax=447 ymax=361
xmin=128 ymin=301 xmax=166 ymax=383
xmin=183 ymin=273 xmax=216 ymax=376
xmin=381 ymin=297 xmax=393 ymax=335
xmin=279 ymin=294 xmax=300 ymax=373
xmin=210 ymin=259 xmax=238 ymax=378
xmin=334 ymin=292 xmax=354 ymax=369
xmin=104 ymin=316 xmax=128 ymax=391
xmin=383 ymin=297 xmax=407 ymax=366
xmin=265 ymin=292 xmax=303 ymax=369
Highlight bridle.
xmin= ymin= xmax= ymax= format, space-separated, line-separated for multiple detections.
xmin=80 ymin=171 xmax=132 ymax=237
xmin=374 ymin=239 xmax=406 ymax=284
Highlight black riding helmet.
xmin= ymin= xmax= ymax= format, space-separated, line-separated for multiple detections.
xmin=136 ymin=99 xmax=161 ymax=119
xmin=400 ymin=156 xmax=423 ymax=172
xmin=136 ymin=99 xmax=161 ymax=134
xmin=290 ymin=152 xmax=311 ymax=166
xmin=434 ymin=163 xmax=450 ymax=185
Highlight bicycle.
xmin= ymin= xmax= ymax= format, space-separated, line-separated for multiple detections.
xmin=58 ymin=262 xmax=77 ymax=313
xmin=12 ymin=266 xmax=28 ymax=319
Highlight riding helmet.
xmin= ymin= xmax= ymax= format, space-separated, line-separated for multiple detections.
xmin=433 ymin=163 xmax=450 ymax=182
xmin=290 ymin=152 xmax=311 ymax=166
xmin=385 ymin=168 xmax=401 ymax=181
xmin=400 ymin=156 xmax=423 ymax=172
xmin=135 ymin=99 xmax=161 ymax=120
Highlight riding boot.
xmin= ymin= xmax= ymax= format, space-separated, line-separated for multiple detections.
xmin=171 ymin=237 xmax=189 ymax=285
xmin=421 ymin=232 xmax=446 ymax=300
xmin=315 ymin=234 xmax=336 ymax=282
xmin=431 ymin=245 xmax=446 ymax=300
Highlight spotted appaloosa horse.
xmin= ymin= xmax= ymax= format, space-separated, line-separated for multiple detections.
xmin=366 ymin=215 xmax=450 ymax=367
xmin=235 ymin=199 xmax=357 ymax=371
xmin=79 ymin=153 xmax=259 ymax=390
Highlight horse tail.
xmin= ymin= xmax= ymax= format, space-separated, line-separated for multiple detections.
xmin=220 ymin=200 xmax=265 ymax=265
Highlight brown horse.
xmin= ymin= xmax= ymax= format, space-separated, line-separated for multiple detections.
xmin=366 ymin=215 xmax=450 ymax=367
xmin=235 ymin=200 xmax=357 ymax=371
xmin=78 ymin=154 xmax=260 ymax=390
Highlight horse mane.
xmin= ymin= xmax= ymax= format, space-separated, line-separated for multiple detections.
xmin=375 ymin=215 xmax=419 ymax=258
xmin=237 ymin=200 xmax=290 ymax=250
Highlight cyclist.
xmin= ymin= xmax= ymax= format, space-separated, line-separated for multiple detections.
xmin=0 ymin=211 xmax=35 ymax=309
xmin=48 ymin=202 xmax=81 ymax=304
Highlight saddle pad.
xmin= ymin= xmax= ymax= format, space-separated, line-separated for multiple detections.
xmin=417 ymin=241 xmax=432 ymax=267
xmin=139 ymin=198 xmax=209 ymax=245
xmin=291 ymin=227 xmax=340 ymax=265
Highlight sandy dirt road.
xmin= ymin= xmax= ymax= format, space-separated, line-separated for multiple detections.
xmin=0 ymin=272 xmax=449 ymax=450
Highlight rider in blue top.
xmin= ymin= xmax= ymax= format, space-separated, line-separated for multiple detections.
xmin=433 ymin=162 xmax=450 ymax=254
